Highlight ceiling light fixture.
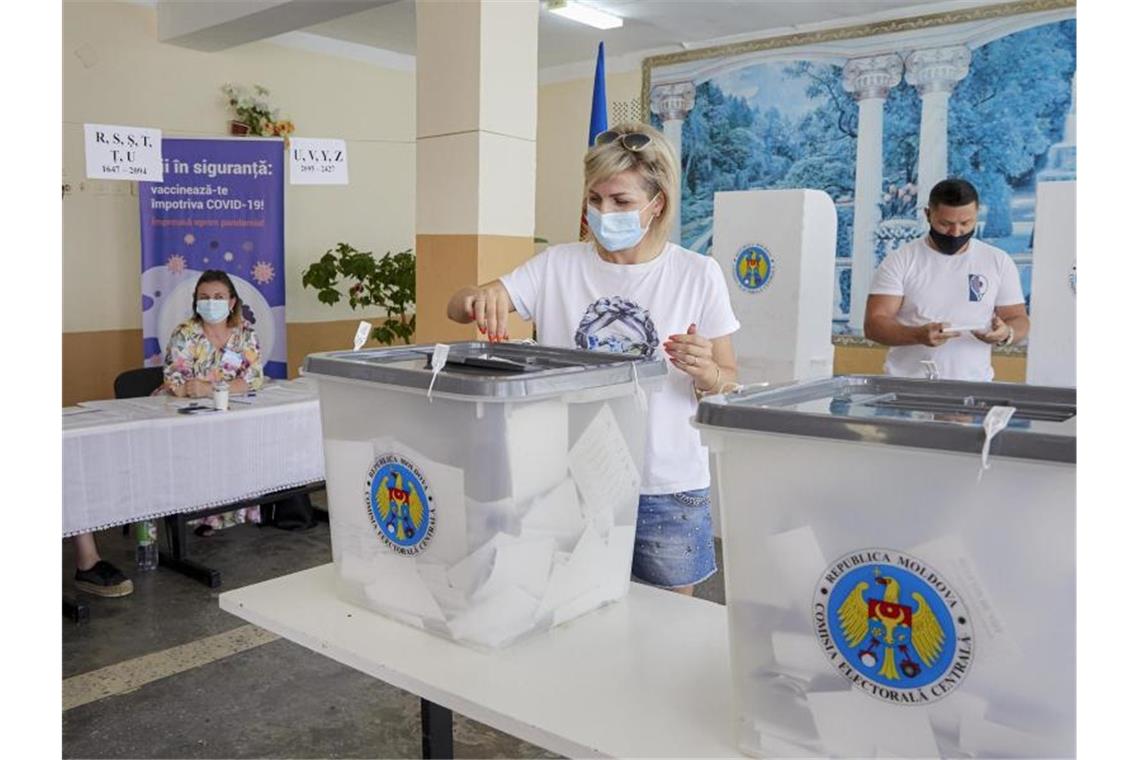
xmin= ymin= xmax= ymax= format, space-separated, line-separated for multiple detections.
xmin=547 ymin=0 xmax=623 ymax=31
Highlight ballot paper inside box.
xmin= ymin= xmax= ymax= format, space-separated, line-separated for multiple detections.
xmin=696 ymin=376 xmax=1076 ymax=758
xmin=305 ymin=342 xmax=664 ymax=649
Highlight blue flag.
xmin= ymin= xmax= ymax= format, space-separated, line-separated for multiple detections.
xmin=588 ymin=42 xmax=608 ymax=145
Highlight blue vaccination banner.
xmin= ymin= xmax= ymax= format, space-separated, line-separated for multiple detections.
xmin=138 ymin=137 xmax=287 ymax=379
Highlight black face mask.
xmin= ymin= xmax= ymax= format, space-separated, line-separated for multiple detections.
xmin=928 ymin=227 xmax=974 ymax=255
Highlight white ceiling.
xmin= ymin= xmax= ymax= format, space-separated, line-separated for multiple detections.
xmin=300 ymin=0 xmax=996 ymax=71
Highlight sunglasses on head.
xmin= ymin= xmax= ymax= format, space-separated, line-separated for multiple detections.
xmin=594 ymin=130 xmax=653 ymax=152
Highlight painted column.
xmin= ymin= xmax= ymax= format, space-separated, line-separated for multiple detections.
xmin=650 ymin=81 xmax=695 ymax=245
xmin=842 ymin=54 xmax=903 ymax=334
xmin=905 ymin=46 xmax=971 ymax=218
xmin=415 ymin=0 xmax=539 ymax=341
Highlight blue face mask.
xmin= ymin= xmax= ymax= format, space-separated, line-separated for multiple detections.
xmin=196 ymin=299 xmax=231 ymax=324
xmin=587 ymin=194 xmax=659 ymax=252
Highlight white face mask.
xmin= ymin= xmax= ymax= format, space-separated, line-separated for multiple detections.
xmin=587 ymin=194 xmax=660 ymax=252
xmin=196 ymin=299 xmax=231 ymax=324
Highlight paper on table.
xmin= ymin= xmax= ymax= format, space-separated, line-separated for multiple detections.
xmin=471 ymin=538 xmax=555 ymax=602
xmin=519 ymin=478 xmax=585 ymax=552
xmin=448 ymin=585 xmax=540 ymax=648
xmin=370 ymin=436 xmax=467 ymax=566
xmin=506 ymin=400 xmax=568 ymax=504
xmin=551 ymin=587 xmax=610 ymax=627
xmin=569 ymin=404 xmax=640 ymax=531
xmin=806 ymin=691 xmax=939 ymax=758
xmin=537 ymin=525 xmax=608 ymax=618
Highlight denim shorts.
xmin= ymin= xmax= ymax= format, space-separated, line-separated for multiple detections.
xmin=630 ymin=487 xmax=717 ymax=589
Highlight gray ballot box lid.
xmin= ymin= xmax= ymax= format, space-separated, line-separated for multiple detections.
xmin=304 ymin=342 xmax=667 ymax=400
xmin=696 ymin=375 xmax=1075 ymax=464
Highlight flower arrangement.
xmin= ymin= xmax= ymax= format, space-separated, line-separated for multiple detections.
xmin=221 ymin=84 xmax=295 ymax=140
xmin=879 ymin=182 xmax=918 ymax=220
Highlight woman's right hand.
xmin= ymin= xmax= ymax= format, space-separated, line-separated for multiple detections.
xmin=184 ymin=378 xmax=213 ymax=398
xmin=450 ymin=282 xmax=513 ymax=341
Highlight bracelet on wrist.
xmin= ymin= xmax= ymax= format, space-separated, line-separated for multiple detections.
xmin=694 ymin=365 xmax=722 ymax=400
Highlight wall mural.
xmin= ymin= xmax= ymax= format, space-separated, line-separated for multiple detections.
xmin=643 ymin=0 xmax=1075 ymax=336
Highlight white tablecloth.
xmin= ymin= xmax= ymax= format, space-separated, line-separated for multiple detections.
xmin=62 ymin=378 xmax=325 ymax=537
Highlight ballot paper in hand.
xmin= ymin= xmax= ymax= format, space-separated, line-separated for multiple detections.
xmin=569 ymin=404 xmax=641 ymax=529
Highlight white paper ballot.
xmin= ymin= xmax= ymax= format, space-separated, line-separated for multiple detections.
xmin=569 ymin=405 xmax=641 ymax=528
xmin=766 ymin=525 xmax=828 ymax=608
xmin=942 ymin=323 xmax=989 ymax=334
xmin=471 ymin=538 xmax=556 ymax=602
xmin=806 ymin=691 xmax=940 ymax=758
xmin=506 ymin=401 xmax=569 ymax=504
xmin=359 ymin=552 xmax=447 ymax=623
xmin=771 ymin=631 xmax=833 ymax=681
xmin=927 ymin=690 xmax=988 ymax=743
xmin=552 ymin=587 xmax=610 ymax=627
xmin=324 ymin=439 xmax=380 ymax=565
xmin=519 ymin=478 xmax=586 ymax=551
xmin=447 ymin=533 xmax=519 ymax=595
xmin=370 ymin=436 xmax=467 ymax=566
xmin=537 ymin=525 xmax=608 ymax=618
xmin=448 ymin=586 xmax=540 ymax=648
xmin=959 ymin=713 xmax=1070 ymax=758
xmin=466 ymin=497 xmax=519 ymax=549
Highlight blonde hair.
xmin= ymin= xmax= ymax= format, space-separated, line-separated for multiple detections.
xmin=583 ymin=122 xmax=679 ymax=255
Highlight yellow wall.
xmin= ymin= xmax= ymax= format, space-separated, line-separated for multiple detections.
xmin=62 ymin=1 xmax=418 ymax=402
xmin=536 ymin=70 xmax=643 ymax=245
xmin=64 ymin=1 xmax=416 ymax=329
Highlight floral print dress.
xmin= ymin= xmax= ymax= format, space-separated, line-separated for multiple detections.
xmin=162 ymin=318 xmax=266 ymax=529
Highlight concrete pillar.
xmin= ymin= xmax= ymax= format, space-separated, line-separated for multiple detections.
xmin=842 ymin=54 xmax=903 ymax=334
xmin=905 ymin=46 xmax=970 ymax=219
xmin=415 ymin=0 xmax=538 ymax=342
xmin=649 ymin=82 xmax=695 ymax=245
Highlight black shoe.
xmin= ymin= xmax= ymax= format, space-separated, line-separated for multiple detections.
xmin=74 ymin=560 xmax=134 ymax=598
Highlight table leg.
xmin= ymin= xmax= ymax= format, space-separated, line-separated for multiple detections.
xmin=63 ymin=595 xmax=89 ymax=623
xmin=159 ymin=514 xmax=222 ymax=588
xmin=420 ymin=698 xmax=454 ymax=759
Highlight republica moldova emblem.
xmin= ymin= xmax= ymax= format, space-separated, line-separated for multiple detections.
xmin=734 ymin=244 xmax=775 ymax=293
xmin=814 ymin=549 xmax=974 ymax=704
xmin=365 ymin=453 xmax=435 ymax=555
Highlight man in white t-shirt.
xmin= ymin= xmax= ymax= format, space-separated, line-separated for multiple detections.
xmin=864 ymin=178 xmax=1029 ymax=381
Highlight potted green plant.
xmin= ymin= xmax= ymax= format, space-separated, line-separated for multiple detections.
xmin=302 ymin=244 xmax=416 ymax=345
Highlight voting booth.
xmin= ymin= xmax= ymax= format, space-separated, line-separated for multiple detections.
xmin=304 ymin=343 xmax=665 ymax=649
xmin=711 ymin=189 xmax=837 ymax=385
xmin=696 ymin=376 xmax=1076 ymax=758
xmin=1026 ymin=181 xmax=1076 ymax=387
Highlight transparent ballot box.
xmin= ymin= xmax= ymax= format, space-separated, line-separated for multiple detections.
xmin=304 ymin=342 xmax=665 ymax=649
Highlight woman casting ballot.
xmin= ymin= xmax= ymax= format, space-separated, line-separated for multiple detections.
xmin=447 ymin=122 xmax=740 ymax=596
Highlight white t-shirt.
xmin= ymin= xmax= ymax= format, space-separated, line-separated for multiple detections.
xmin=500 ymin=241 xmax=740 ymax=495
xmin=870 ymin=237 xmax=1025 ymax=381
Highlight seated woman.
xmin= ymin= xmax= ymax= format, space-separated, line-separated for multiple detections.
xmin=163 ymin=269 xmax=265 ymax=534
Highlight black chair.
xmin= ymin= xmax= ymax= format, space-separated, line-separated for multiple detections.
xmin=114 ymin=366 xmax=165 ymax=399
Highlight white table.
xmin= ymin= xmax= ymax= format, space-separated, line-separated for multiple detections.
xmin=220 ymin=564 xmax=741 ymax=759
xmin=62 ymin=378 xmax=324 ymax=537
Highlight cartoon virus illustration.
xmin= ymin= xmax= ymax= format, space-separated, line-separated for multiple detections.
xmin=167 ymin=254 xmax=186 ymax=275
xmin=183 ymin=234 xmax=196 ymax=245
xmin=224 ymin=251 xmax=234 ymax=262
xmin=251 ymin=261 xmax=276 ymax=285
